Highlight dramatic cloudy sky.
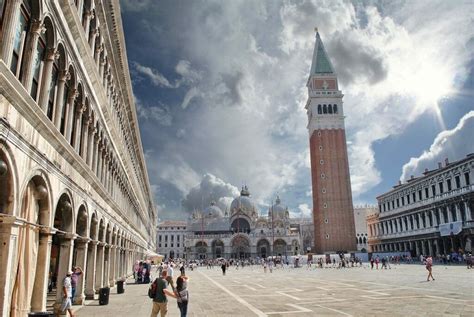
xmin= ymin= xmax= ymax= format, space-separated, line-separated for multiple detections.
xmin=120 ymin=0 xmax=474 ymax=220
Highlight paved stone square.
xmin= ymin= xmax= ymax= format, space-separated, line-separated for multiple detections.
xmin=76 ymin=264 xmax=474 ymax=317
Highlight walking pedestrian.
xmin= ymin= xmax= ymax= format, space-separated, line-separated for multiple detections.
xmin=175 ymin=273 xmax=190 ymax=317
xmin=150 ymin=270 xmax=177 ymax=317
xmin=221 ymin=261 xmax=226 ymax=276
xmin=370 ymin=257 xmax=374 ymax=269
xmin=70 ymin=266 xmax=83 ymax=304
xmin=58 ymin=270 xmax=75 ymax=317
xmin=426 ymin=256 xmax=435 ymax=281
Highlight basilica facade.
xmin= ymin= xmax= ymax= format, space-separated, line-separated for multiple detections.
xmin=185 ymin=187 xmax=301 ymax=260
xmin=0 ymin=1 xmax=156 ymax=315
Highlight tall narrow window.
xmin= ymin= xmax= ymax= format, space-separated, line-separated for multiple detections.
xmin=465 ymin=172 xmax=470 ymax=185
xmin=333 ymin=104 xmax=338 ymax=114
xmin=431 ymin=184 xmax=436 ymax=196
xmin=323 ymin=104 xmax=327 ymax=114
xmin=424 ymin=187 xmax=428 ymax=198
xmin=47 ymin=60 xmax=58 ymax=120
xmin=455 ymin=176 xmax=461 ymax=188
xmin=328 ymin=104 xmax=333 ymax=114
xmin=31 ymin=31 xmax=45 ymax=100
xmin=11 ymin=3 xmax=30 ymax=76
xmin=317 ymin=104 xmax=322 ymax=114
xmin=439 ymin=182 xmax=444 ymax=194
xmin=60 ymin=80 xmax=69 ymax=135
xmin=447 ymin=179 xmax=452 ymax=191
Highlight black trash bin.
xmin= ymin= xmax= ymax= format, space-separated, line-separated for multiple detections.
xmin=117 ymin=280 xmax=125 ymax=294
xmin=99 ymin=287 xmax=110 ymax=305
xmin=28 ymin=312 xmax=54 ymax=317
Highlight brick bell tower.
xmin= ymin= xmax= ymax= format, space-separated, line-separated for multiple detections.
xmin=305 ymin=30 xmax=356 ymax=253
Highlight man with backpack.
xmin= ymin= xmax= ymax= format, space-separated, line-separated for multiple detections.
xmin=149 ymin=270 xmax=176 ymax=317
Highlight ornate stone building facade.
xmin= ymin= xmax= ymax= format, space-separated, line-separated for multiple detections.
xmin=367 ymin=155 xmax=474 ymax=256
xmin=305 ymin=30 xmax=356 ymax=253
xmin=353 ymin=205 xmax=376 ymax=252
xmin=0 ymin=1 xmax=156 ymax=315
xmin=156 ymin=221 xmax=187 ymax=259
xmin=185 ymin=187 xmax=301 ymax=260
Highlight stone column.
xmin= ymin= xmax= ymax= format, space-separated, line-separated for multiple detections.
xmin=431 ymin=210 xmax=438 ymax=226
xmin=76 ymin=0 xmax=84 ymax=22
xmin=455 ymin=203 xmax=462 ymax=222
xmin=80 ymin=114 xmax=90 ymax=159
xmin=109 ymin=246 xmax=116 ymax=287
xmin=433 ymin=240 xmax=439 ymax=256
xmin=92 ymin=134 xmax=100 ymax=174
xmin=82 ymin=9 xmax=94 ymax=36
xmin=415 ymin=241 xmax=420 ymax=256
xmin=0 ymin=215 xmax=21 ymax=315
xmin=427 ymin=240 xmax=433 ymax=256
xmin=447 ymin=206 xmax=453 ymax=223
xmin=103 ymin=245 xmax=110 ymax=288
xmin=439 ymin=207 xmax=445 ymax=224
xmin=442 ymin=238 xmax=447 ymax=255
xmin=99 ymin=55 xmax=106 ymax=79
xmin=73 ymin=105 xmax=85 ymax=152
xmin=86 ymin=125 xmax=95 ymax=166
xmin=21 ymin=19 xmax=45 ymax=92
xmin=65 ymin=89 xmax=78 ymax=144
xmin=418 ymin=213 xmax=423 ymax=229
xmin=38 ymin=48 xmax=59 ymax=113
xmin=95 ymin=242 xmax=105 ymax=292
xmin=96 ymin=144 xmax=102 ymax=177
xmin=54 ymin=234 xmax=75 ymax=313
xmin=53 ymin=70 xmax=70 ymax=129
xmin=94 ymin=40 xmax=102 ymax=65
xmin=85 ymin=241 xmax=97 ymax=299
xmin=73 ymin=238 xmax=89 ymax=305
xmin=465 ymin=201 xmax=472 ymax=221
xmin=0 ymin=0 xmax=22 ymax=66
xmin=421 ymin=240 xmax=427 ymax=255
xmin=30 ymin=230 xmax=54 ymax=312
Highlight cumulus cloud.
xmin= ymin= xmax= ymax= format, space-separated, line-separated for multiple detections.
xmin=181 ymin=174 xmax=240 ymax=213
xmin=298 ymin=203 xmax=312 ymax=217
xmin=401 ymin=111 xmax=474 ymax=180
xmin=133 ymin=62 xmax=177 ymax=88
xmin=124 ymin=0 xmax=473 ymax=219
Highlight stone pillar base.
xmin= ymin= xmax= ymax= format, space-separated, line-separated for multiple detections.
xmin=85 ymin=293 xmax=96 ymax=300
xmin=73 ymin=294 xmax=85 ymax=305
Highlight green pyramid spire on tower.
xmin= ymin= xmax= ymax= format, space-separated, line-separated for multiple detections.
xmin=310 ymin=30 xmax=335 ymax=75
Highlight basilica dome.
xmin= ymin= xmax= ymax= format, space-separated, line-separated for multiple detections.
xmin=204 ymin=201 xmax=224 ymax=218
xmin=268 ymin=196 xmax=289 ymax=219
xmin=230 ymin=186 xmax=258 ymax=218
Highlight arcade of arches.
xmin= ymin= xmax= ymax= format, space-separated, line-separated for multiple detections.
xmin=0 ymin=145 xmax=148 ymax=314
xmin=0 ymin=0 xmax=156 ymax=315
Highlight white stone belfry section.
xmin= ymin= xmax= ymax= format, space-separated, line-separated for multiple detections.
xmin=305 ymin=31 xmax=345 ymax=135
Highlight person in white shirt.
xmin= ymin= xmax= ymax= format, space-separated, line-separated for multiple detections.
xmin=168 ymin=263 xmax=174 ymax=279
xmin=60 ymin=270 xmax=75 ymax=317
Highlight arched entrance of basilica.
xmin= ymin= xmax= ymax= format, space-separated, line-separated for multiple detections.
xmin=274 ymin=239 xmax=287 ymax=257
xmin=195 ymin=241 xmax=207 ymax=259
xmin=257 ymin=239 xmax=270 ymax=258
xmin=231 ymin=235 xmax=250 ymax=259
xmin=212 ymin=240 xmax=224 ymax=258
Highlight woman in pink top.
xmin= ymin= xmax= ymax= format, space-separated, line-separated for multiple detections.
xmin=426 ymin=256 xmax=435 ymax=281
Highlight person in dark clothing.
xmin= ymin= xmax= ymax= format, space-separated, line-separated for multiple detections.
xmin=221 ymin=262 xmax=227 ymax=275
